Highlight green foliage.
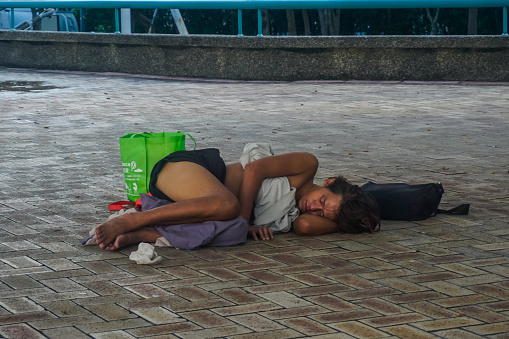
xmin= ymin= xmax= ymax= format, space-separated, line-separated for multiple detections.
xmin=82 ymin=8 xmax=116 ymax=33
xmin=80 ymin=7 xmax=506 ymax=35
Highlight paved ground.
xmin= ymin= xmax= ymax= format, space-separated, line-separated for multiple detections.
xmin=0 ymin=67 xmax=508 ymax=339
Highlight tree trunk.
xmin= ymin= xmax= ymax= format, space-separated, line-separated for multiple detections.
xmin=468 ymin=8 xmax=478 ymax=35
xmin=386 ymin=9 xmax=392 ymax=34
xmin=302 ymin=9 xmax=311 ymax=35
xmin=285 ymin=9 xmax=296 ymax=35
xmin=425 ymin=8 xmax=440 ymax=35
xmin=317 ymin=9 xmax=328 ymax=35
xmin=286 ymin=9 xmax=297 ymax=35
xmin=133 ymin=10 xmax=152 ymax=32
xmin=331 ymin=9 xmax=340 ymax=35
xmin=262 ymin=9 xmax=270 ymax=35
xmin=318 ymin=9 xmax=341 ymax=35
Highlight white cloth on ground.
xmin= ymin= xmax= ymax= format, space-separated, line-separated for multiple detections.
xmin=129 ymin=242 xmax=162 ymax=264
xmin=239 ymin=143 xmax=299 ymax=233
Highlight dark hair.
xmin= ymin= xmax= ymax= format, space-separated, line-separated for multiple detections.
xmin=325 ymin=176 xmax=381 ymax=234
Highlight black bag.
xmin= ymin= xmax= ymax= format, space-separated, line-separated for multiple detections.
xmin=361 ymin=182 xmax=469 ymax=221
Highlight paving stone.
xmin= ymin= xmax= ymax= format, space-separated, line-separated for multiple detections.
xmin=0 ymin=287 xmax=54 ymax=300
xmin=29 ymin=268 xmax=92 ymax=281
xmin=286 ymin=272 xmax=336 ymax=286
xmin=213 ymin=288 xmax=264 ymax=304
xmin=76 ymin=318 xmax=151 ymax=334
xmin=356 ymin=298 xmax=409 ymax=315
xmin=131 ymin=307 xmax=184 ymax=325
xmin=127 ymin=322 xmax=203 ymax=337
xmin=226 ymin=328 xmax=303 ymax=339
xmin=30 ymin=290 xmax=99 ymax=303
xmin=385 ymin=291 xmax=444 ymax=304
xmin=243 ymin=282 xmax=305 ymax=295
xmin=39 ymin=258 xmax=82 ymax=271
xmin=385 ymin=324 xmax=439 ymax=339
xmin=278 ymin=317 xmax=337 ymax=336
xmin=91 ymin=330 xmax=139 ymax=339
xmin=197 ymin=278 xmax=262 ymax=291
xmin=0 ymin=323 xmax=47 ymax=339
xmin=405 ymin=272 xmax=462 ymax=283
xmin=464 ymin=322 xmax=509 ymax=336
xmin=260 ymin=305 xmax=329 ymax=320
xmin=0 ymin=275 xmax=43 ymax=289
xmin=38 ymin=278 xmax=88 ymax=293
xmin=275 ymin=263 xmax=329 ymax=275
xmin=375 ymin=277 xmax=429 ymax=293
xmin=305 ymin=294 xmax=357 ymax=312
xmin=403 ymin=301 xmax=460 ymax=319
xmin=214 ymin=302 xmax=282 ymax=316
xmin=469 ymin=284 xmax=509 ymax=300
xmin=292 ymin=283 xmax=352 ymax=297
xmin=337 ymin=287 xmax=399 ymax=301
xmin=236 ymin=270 xmax=290 ymax=284
xmin=362 ymin=312 xmax=431 ymax=327
xmin=1 ymin=256 xmax=42 ymax=269
xmin=454 ymin=305 xmax=509 ymax=323
xmin=175 ymin=325 xmax=251 ymax=339
xmin=39 ymin=300 xmax=91 ymax=318
xmin=42 ymin=326 xmax=94 ymax=339
xmin=483 ymin=300 xmax=509 ymax=312
xmin=412 ymin=317 xmax=483 ymax=331
xmin=420 ymin=281 xmax=476 ymax=297
xmin=329 ymin=321 xmax=389 ymax=338
xmin=82 ymin=303 xmax=136 ymax=321
xmin=0 ymin=297 xmax=44 ymax=313
xmin=29 ymin=314 xmax=104 ymax=330
xmin=446 ymin=274 xmax=506 ymax=287
xmin=229 ymin=313 xmax=285 ymax=331
xmin=258 ymin=291 xmax=313 ymax=308
xmin=311 ymin=309 xmax=381 ymax=323
xmin=124 ymin=284 xmax=173 ymax=299
xmin=433 ymin=328 xmax=486 ymax=339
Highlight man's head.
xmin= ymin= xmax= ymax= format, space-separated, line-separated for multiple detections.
xmin=324 ymin=176 xmax=381 ymax=234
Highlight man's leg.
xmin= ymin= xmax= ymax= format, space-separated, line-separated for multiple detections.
xmin=95 ymin=162 xmax=239 ymax=249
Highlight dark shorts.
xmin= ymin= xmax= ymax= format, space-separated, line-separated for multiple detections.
xmin=148 ymin=148 xmax=226 ymax=202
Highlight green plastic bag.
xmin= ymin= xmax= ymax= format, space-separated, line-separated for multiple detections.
xmin=119 ymin=132 xmax=196 ymax=202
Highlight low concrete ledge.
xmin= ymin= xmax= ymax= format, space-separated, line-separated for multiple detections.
xmin=1 ymin=30 xmax=508 ymax=81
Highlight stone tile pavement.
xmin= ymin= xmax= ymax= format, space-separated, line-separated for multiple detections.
xmin=0 ymin=67 xmax=508 ymax=338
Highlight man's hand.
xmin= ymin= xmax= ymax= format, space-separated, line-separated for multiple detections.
xmin=248 ymin=225 xmax=273 ymax=241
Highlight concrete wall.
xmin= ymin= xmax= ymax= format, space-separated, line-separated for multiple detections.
xmin=1 ymin=30 xmax=508 ymax=81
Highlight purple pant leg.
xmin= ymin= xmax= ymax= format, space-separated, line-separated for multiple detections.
xmin=155 ymin=217 xmax=247 ymax=250
xmin=140 ymin=194 xmax=247 ymax=249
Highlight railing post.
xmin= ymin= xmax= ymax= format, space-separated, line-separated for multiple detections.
xmin=257 ymin=9 xmax=262 ymax=36
xmin=115 ymin=8 xmax=120 ymax=34
xmin=10 ymin=8 xmax=14 ymax=30
xmin=80 ymin=8 xmax=85 ymax=32
xmin=238 ymin=9 xmax=243 ymax=36
xmin=503 ymin=7 xmax=508 ymax=35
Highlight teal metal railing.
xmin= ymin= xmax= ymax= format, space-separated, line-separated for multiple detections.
xmin=1 ymin=0 xmax=508 ymax=35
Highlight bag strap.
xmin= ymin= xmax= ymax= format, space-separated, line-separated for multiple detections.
xmin=108 ymin=200 xmax=135 ymax=211
xmin=184 ymin=133 xmax=197 ymax=150
xmin=437 ymin=204 xmax=470 ymax=216
xmin=127 ymin=132 xmax=152 ymax=138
